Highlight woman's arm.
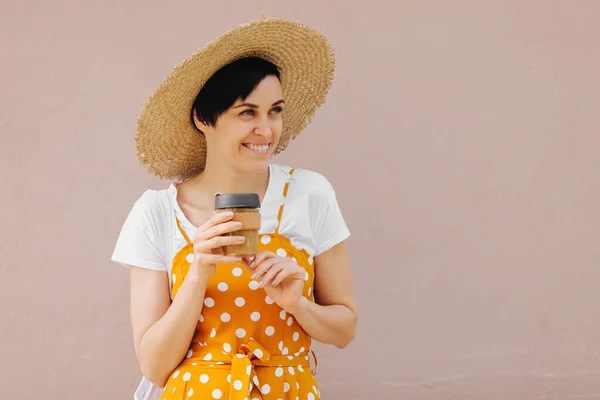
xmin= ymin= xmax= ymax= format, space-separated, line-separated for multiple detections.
xmin=287 ymin=241 xmax=358 ymax=349
xmin=129 ymin=266 xmax=210 ymax=388
xmin=128 ymin=211 xmax=244 ymax=387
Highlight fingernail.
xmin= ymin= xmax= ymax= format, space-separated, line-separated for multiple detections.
xmin=249 ymin=261 xmax=255 ymax=268
xmin=237 ymin=236 xmax=245 ymax=242
xmin=251 ymin=273 xmax=257 ymax=280
xmin=227 ymin=212 xmax=234 ymax=217
xmin=235 ymin=222 xmax=243 ymax=228
xmin=258 ymin=281 xmax=264 ymax=288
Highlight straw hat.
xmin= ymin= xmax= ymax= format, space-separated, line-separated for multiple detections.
xmin=135 ymin=18 xmax=335 ymax=181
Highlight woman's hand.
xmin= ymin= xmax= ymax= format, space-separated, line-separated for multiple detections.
xmin=190 ymin=211 xmax=245 ymax=279
xmin=242 ymin=251 xmax=305 ymax=311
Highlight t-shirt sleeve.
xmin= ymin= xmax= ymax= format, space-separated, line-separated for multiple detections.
xmin=312 ymin=175 xmax=351 ymax=256
xmin=111 ymin=190 xmax=167 ymax=271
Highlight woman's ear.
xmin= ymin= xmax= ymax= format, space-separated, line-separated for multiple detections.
xmin=192 ymin=108 xmax=208 ymax=133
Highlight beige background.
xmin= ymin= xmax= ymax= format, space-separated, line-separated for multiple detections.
xmin=2 ymin=1 xmax=599 ymax=399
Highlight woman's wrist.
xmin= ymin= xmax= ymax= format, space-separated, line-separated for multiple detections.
xmin=285 ymin=296 xmax=311 ymax=316
xmin=186 ymin=263 xmax=213 ymax=288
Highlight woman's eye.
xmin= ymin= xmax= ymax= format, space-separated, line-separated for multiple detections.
xmin=240 ymin=109 xmax=255 ymax=116
xmin=271 ymin=106 xmax=283 ymax=114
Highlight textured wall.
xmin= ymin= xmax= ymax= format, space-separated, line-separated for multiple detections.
xmin=2 ymin=1 xmax=599 ymax=398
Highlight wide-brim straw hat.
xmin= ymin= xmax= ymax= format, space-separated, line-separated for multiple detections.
xmin=135 ymin=18 xmax=335 ymax=181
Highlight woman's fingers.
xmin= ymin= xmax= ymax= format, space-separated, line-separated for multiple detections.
xmin=249 ymin=251 xmax=275 ymax=269
xmin=197 ymin=211 xmax=231 ymax=232
xmin=251 ymin=257 xmax=278 ymax=282
xmin=194 ymin=230 xmax=244 ymax=252
xmin=259 ymin=263 xmax=284 ymax=288
xmin=245 ymin=251 xmax=306 ymax=287
xmin=271 ymin=268 xmax=293 ymax=286
xmin=241 ymin=257 xmax=253 ymax=266
xmin=189 ymin=212 xmax=247 ymax=272
xmin=200 ymin=221 xmax=243 ymax=241
xmin=206 ymin=235 xmax=245 ymax=250
xmin=194 ymin=252 xmax=242 ymax=265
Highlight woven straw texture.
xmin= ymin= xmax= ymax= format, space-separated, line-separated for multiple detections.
xmin=135 ymin=18 xmax=335 ymax=180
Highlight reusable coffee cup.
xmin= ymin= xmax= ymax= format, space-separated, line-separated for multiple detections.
xmin=214 ymin=193 xmax=261 ymax=257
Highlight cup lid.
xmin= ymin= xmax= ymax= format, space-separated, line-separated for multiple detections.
xmin=214 ymin=193 xmax=261 ymax=209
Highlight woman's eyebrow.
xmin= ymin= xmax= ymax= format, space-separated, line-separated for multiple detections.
xmin=233 ymin=99 xmax=285 ymax=109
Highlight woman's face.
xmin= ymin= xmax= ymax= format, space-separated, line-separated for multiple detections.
xmin=197 ymin=75 xmax=284 ymax=173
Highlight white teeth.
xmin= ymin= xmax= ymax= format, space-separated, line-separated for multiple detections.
xmin=245 ymin=144 xmax=269 ymax=152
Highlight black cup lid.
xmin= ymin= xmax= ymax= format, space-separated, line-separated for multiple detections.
xmin=214 ymin=193 xmax=261 ymax=209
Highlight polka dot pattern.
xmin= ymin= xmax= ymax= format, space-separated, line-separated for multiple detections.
xmin=261 ymin=384 xmax=271 ymax=394
xmin=204 ymin=298 xmax=215 ymax=307
xmin=163 ymin=168 xmax=321 ymax=399
xmin=261 ymin=235 xmax=272 ymax=244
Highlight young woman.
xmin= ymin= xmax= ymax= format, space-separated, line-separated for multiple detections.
xmin=112 ymin=19 xmax=357 ymax=400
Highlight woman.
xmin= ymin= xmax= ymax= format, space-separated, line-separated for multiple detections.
xmin=112 ymin=19 xmax=358 ymax=400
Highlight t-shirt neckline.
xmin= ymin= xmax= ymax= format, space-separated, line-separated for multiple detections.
xmin=170 ymin=164 xmax=275 ymax=230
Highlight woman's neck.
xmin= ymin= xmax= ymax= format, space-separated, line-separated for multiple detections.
xmin=182 ymin=162 xmax=271 ymax=208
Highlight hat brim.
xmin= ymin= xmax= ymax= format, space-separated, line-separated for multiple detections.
xmin=135 ymin=18 xmax=335 ymax=181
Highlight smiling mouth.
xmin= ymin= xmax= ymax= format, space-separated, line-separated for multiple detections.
xmin=242 ymin=143 xmax=271 ymax=153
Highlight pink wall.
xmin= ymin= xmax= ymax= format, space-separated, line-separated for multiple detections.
xmin=2 ymin=1 xmax=599 ymax=398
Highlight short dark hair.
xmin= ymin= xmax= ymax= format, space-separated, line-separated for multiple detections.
xmin=192 ymin=57 xmax=281 ymax=129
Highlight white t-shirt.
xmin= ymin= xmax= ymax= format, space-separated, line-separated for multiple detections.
xmin=111 ymin=164 xmax=350 ymax=277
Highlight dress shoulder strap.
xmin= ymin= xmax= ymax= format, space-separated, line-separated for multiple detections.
xmin=274 ymin=168 xmax=295 ymax=235
xmin=175 ymin=217 xmax=191 ymax=245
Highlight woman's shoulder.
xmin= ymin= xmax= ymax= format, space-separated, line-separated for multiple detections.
xmin=271 ymin=163 xmax=334 ymax=195
xmin=126 ymin=185 xmax=175 ymax=227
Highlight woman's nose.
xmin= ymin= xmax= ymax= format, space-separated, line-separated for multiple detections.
xmin=254 ymin=117 xmax=272 ymax=138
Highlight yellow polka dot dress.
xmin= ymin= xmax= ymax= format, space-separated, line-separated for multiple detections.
xmin=161 ymin=169 xmax=321 ymax=400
